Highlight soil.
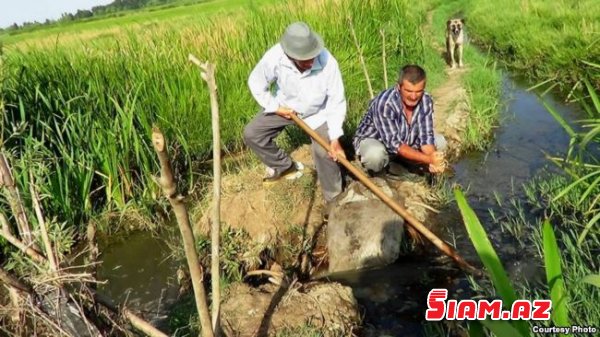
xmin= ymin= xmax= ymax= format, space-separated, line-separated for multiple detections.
xmin=221 ymin=281 xmax=360 ymax=337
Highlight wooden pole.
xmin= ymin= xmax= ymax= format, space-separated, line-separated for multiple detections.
xmin=0 ymin=153 xmax=34 ymax=245
xmin=29 ymin=175 xmax=58 ymax=272
xmin=289 ymin=114 xmax=482 ymax=276
xmin=380 ymin=29 xmax=388 ymax=88
xmin=151 ymin=127 xmax=214 ymax=337
xmin=0 ymin=227 xmax=46 ymax=264
xmin=188 ymin=53 xmax=221 ymax=335
xmin=348 ymin=15 xmax=374 ymax=99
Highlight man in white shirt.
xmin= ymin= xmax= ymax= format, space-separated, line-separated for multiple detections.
xmin=243 ymin=21 xmax=347 ymax=204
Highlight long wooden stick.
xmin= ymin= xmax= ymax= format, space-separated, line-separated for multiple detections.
xmin=0 ymin=213 xmax=46 ymax=264
xmin=380 ymin=28 xmax=388 ymax=88
xmin=151 ymin=127 xmax=214 ymax=337
xmin=0 ymin=153 xmax=34 ymax=245
xmin=188 ymin=53 xmax=221 ymax=335
xmin=29 ymin=175 xmax=58 ymax=272
xmin=348 ymin=15 xmax=374 ymax=99
xmin=289 ymin=114 xmax=481 ymax=276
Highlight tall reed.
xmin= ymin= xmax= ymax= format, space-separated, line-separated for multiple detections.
xmin=1 ymin=0 xmax=441 ymax=227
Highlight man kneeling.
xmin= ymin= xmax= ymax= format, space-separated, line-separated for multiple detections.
xmin=353 ymin=64 xmax=447 ymax=176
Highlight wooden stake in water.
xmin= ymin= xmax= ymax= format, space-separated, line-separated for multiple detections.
xmin=188 ymin=53 xmax=221 ymax=336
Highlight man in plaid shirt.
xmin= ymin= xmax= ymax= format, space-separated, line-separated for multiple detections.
xmin=353 ymin=65 xmax=447 ymax=175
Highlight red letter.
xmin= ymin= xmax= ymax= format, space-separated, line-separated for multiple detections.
xmin=456 ymin=300 xmax=477 ymax=320
xmin=425 ymin=289 xmax=447 ymax=321
xmin=511 ymin=300 xmax=532 ymax=320
xmin=477 ymin=300 xmax=503 ymax=320
xmin=531 ymin=300 xmax=552 ymax=320
xmin=447 ymin=300 xmax=457 ymax=320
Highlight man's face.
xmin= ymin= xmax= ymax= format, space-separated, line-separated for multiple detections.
xmin=290 ymin=57 xmax=315 ymax=73
xmin=398 ymin=79 xmax=426 ymax=109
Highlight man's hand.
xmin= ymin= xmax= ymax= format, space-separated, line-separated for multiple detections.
xmin=328 ymin=139 xmax=346 ymax=162
xmin=430 ymin=151 xmax=445 ymax=165
xmin=275 ymin=106 xmax=295 ymax=119
xmin=428 ymin=151 xmax=447 ymax=174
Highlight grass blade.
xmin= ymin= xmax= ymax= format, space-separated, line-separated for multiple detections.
xmin=455 ymin=188 xmax=518 ymax=303
xmin=542 ymin=219 xmax=569 ymax=328
xmin=577 ymin=212 xmax=600 ymax=247
xmin=551 ymin=170 xmax=600 ymax=202
xmin=581 ymin=274 xmax=600 ymax=288
xmin=583 ymin=78 xmax=600 ymax=114
xmin=578 ymin=174 xmax=600 ymax=206
xmin=542 ymin=99 xmax=576 ymax=138
xmin=454 ymin=188 xmax=530 ymax=337
xmin=581 ymin=60 xmax=600 ymax=69
xmin=580 ymin=123 xmax=600 ymax=150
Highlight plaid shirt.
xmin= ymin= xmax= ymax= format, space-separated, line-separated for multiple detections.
xmin=353 ymin=87 xmax=435 ymax=155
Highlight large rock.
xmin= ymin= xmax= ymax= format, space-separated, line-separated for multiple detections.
xmin=327 ymin=179 xmax=405 ymax=273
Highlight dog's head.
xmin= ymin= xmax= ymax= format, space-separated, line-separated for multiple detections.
xmin=447 ymin=19 xmax=465 ymax=36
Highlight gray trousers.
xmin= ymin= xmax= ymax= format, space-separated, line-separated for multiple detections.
xmin=359 ymin=134 xmax=447 ymax=173
xmin=243 ymin=113 xmax=342 ymax=202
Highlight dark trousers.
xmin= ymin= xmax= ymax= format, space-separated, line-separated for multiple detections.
xmin=243 ymin=112 xmax=342 ymax=201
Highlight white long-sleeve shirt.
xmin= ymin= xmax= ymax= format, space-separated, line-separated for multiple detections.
xmin=248 ymin=43 xmax=347 ymax=140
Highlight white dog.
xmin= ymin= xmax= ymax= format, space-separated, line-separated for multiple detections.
xmin=446 ymin=19 xmax=465 ymax=68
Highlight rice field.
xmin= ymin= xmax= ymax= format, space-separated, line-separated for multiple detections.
xmin=0 ymin=0 xmax=448 ymax=226
xmin=0 ymin=0 xmax=278 ymax=46
xmin=2 ymin=0 xmax=597 ymax=336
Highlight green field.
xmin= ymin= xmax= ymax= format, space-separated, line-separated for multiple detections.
xmin=1 ymin=0 xmax=599 ymax=336
xmin=1 ymin=0 xmax=450 ymax=226
xmin=461 ymin=0 xmax=600 ymax=90
xmin=0 ymin=0 xmax=279 ymax=47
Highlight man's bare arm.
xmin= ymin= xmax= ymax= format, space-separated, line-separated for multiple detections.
xmin=398 ymin=144 xmax=435 ymax=164
xmin=397 ymin=144 xmax=444 ymax=165
xmin=421 ymin=144 xmax=436 ymax=155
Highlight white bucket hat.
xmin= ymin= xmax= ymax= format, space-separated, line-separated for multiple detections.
xmin=280 ymin=22 xmax=324 ymax=61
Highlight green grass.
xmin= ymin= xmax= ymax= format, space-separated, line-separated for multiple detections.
xmin=454 ymin=187 xmax=599 ymax=336
xmin=0 ymin=0 xmax=280 ymax=46
xmin=461 ymin=0 xmax=600 ymax=91
xmin=1 ymin=0 xmax=449 ymax=229
xmin=514 ymin=176 xmax=600 ymax=330
xmin=462 ymin=63 xmax=502 ymax=150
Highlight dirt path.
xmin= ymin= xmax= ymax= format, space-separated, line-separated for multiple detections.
xmin=433 ymin=67 xmax=470 ymax=160
xmin=426 ymin=10 xmax=471 ymax=160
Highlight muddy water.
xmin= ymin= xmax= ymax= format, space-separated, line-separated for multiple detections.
xmin=95 ymin=74 xmax=585 ymax=335
xmin=97 ymin=230 xmax=180 ymax=327
xmin=326 ymin=74 xmax=587 ymax=337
